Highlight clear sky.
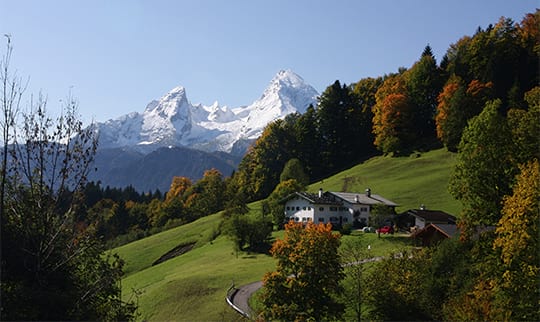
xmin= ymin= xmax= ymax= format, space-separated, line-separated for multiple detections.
xmin=1 ymin=0 xmax=537 ymax=124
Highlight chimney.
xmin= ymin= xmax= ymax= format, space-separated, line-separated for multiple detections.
xmin=420 ymin=204 xmax=426 ymax=210
xmin=365 ymin=188 xmax=371 ymax=197
xmin=319 ymin=188 xmax=323 ymax=198
xmin=354 ymin=195 xmax=359 ymax=203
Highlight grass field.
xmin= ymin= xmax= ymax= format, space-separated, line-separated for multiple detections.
xmin=114 ymin=213 xmax=224 ymax=277
xmin=116 ymin=148 xmax=461 ymax=320
xmin=310 ymin=148 xmax=461 ymax=215
xmin=121 ymin=233 xmax=275 ymax=321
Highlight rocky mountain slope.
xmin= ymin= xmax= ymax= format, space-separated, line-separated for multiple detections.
xmin=93 ymin=70 xmax=318 ymax=155
xmin=89 ymin=70 xmax=319 ymax=191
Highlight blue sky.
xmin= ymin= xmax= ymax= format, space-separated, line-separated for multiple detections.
xmin=1 ymin=0 xmax=536 ymax=124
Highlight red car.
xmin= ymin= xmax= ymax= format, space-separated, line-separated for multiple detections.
xmin=377 ymin=226 xmax=394 ymax=234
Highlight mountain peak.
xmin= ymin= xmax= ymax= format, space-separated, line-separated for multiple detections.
xmin=94 ymin=70 xmax=319 ymax=154
xmin=161 ymin=86 xmax=187 ymax=104
xmin=268 ymin=69 xmax=308 ymax=90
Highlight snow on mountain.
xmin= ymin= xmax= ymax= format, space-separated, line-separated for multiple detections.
xmin=93 ymin=70 xmax=319 ymax=154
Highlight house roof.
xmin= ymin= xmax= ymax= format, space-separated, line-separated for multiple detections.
xmin=283 ymin=191 xmax=342 ymax=205
xmin=412 ymin=223 xmax=459 ymax=239
xmin=283 ymin=190 xmax=398 ymax=207
xmin=404 ymin=209 xmax=456 ymax=223
xmin=328 ymin=191 xmax=398 ymax=207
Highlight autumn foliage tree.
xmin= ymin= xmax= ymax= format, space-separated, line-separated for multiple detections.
xmin=260 ymin=221 xmax=344 ymax=321
xmin=165 ymin=176 xmax=192 ymax=203
xmin=372 ymin=74 xmax=414 ymax=154
xmin=183 ymin=168 xmax=226 ymax=219
xmin=436 ymin=76 xmax=493 ymax=151
xmin=493 ymin=159 xmax=540 ymax=321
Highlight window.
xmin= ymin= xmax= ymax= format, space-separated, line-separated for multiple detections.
xmin=296 ymin=206 xmax=300 ymax=211
xmin=343 ymin=218 xmax=348 ymax=222
xmin=318 ymin=218 xmax=325 ymax=222
xmin=319 ymin=207 xmax=325 ymax=211
xmin=361 ymin=207 xmax=368 ymax=212
xmin=302 ymin=206 xmax=306 ymax=210
xmin=294 ymin=217 xmax=299 ymax=222
xmin=286 ymin=206 xmax=290 ymax=211
xmin=339 ymin=207 xmax=347 ymax=211
xmin=330 ymin=206 xmax=338 ymax=211
xmin=302 ymin=217 xmax=308 ymax=222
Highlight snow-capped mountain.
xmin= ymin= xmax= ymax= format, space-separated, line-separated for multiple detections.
xmin=93 ymin=70 xmax=319 ymax=155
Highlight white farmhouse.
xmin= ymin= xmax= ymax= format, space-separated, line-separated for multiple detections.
xmin=283 ymin=188 xmax=398 ymax=227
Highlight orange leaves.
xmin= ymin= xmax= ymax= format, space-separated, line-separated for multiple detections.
xmin=466 ymin=79 xmax=493 ymax=97
xmin=436 ymin=78 xmax=460 ymax=141
xmin=261 ymin=221 xmax=344 ymax=320
xmin=435 ymin=76 xmax=494 ymax=151
xmin=371 ymin=74 xmax=415 ymax=154
xmin=518 ymin=11 xmax=540 ymax=54
xmin=165 ymin=176 xmax=192 ymax=203
xmin=445 ymin=278 xmax=510 ymax=321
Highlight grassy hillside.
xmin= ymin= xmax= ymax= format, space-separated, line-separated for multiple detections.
xmin=114 ymin=213 xmax=223 ymax=277
xmin=310 ymin=148 xmax=461 ymax=215
xmin=119 ymin=223 xmax=275 ymax=321
xmin=116 ymin=148 xmax=462 ymax=320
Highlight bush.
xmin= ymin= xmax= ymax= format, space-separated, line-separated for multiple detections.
xmin=340 ymin=223 xmax=353 ymax=235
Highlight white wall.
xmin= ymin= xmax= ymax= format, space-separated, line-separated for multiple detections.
xmin=284 ymin=198 xmax=315 ymax=223
xmin=285 ymin=197 xmax=376 ymax=227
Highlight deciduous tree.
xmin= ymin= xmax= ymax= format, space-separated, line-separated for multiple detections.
xmin=449 ymin=99 xmax=516 ymax=229
xmin=1 ymin=90 xmax=136 ymax=319
xmin=507 ymin=86 xmax=540 ymax=163
xmin=493 ymin=160 xmax=540 ymax=321
xmin=263 ymin=178 xmax=303 ymax=229
xmin=184 ymin=168 xmax=225 ymax=219
xmin=165 ymin=176 xmax=192 ymax=203
xmin=260 ymin=222 xmax=344 ymax=321
xmin=279 ymin=158 xmax=309 ymax=187
xmin=436 ymin=76 xmax=493 ymax=151
xmin=372 ymin=74 xmax=414 ymax=155
xmin=339 ymin=238 xmax=369 ymax=321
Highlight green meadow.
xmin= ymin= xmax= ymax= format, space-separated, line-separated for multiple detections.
xmin=116 ymin=148 xmax=460 ymax=320
xmin=311 ymin=148 xmax=461 ymax=215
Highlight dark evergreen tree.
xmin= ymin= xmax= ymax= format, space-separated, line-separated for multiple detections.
xmin=292 ymin=106 xmax=323 ymax=179
xmin=405 ymin=45 xmax=444 ymax=145
xmin=316 ymin=80 xmax=358 ymax=171
xmin=350 ymin=77 xmax=382 ymax=156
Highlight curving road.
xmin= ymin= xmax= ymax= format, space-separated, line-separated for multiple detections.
xmin=229 ymin=281 xmax=263 ymax=318
xmin=228 ymin=256 xmax=389 ymax=319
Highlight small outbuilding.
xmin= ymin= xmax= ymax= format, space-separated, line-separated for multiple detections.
xmin=411 ymin=223 xmax=459 ymax=246
xmin=399 ymin=208 xmax=457 ymax=231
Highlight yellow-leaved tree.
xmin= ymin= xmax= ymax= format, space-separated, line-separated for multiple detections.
xmin=260 ymin=221 xmax=344 ymax=321
xmin=493 ymin=159 xmax=540 ymax=321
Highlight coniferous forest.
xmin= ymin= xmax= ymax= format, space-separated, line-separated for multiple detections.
xmin=1 ymin=10 xmax=539 ymax=321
